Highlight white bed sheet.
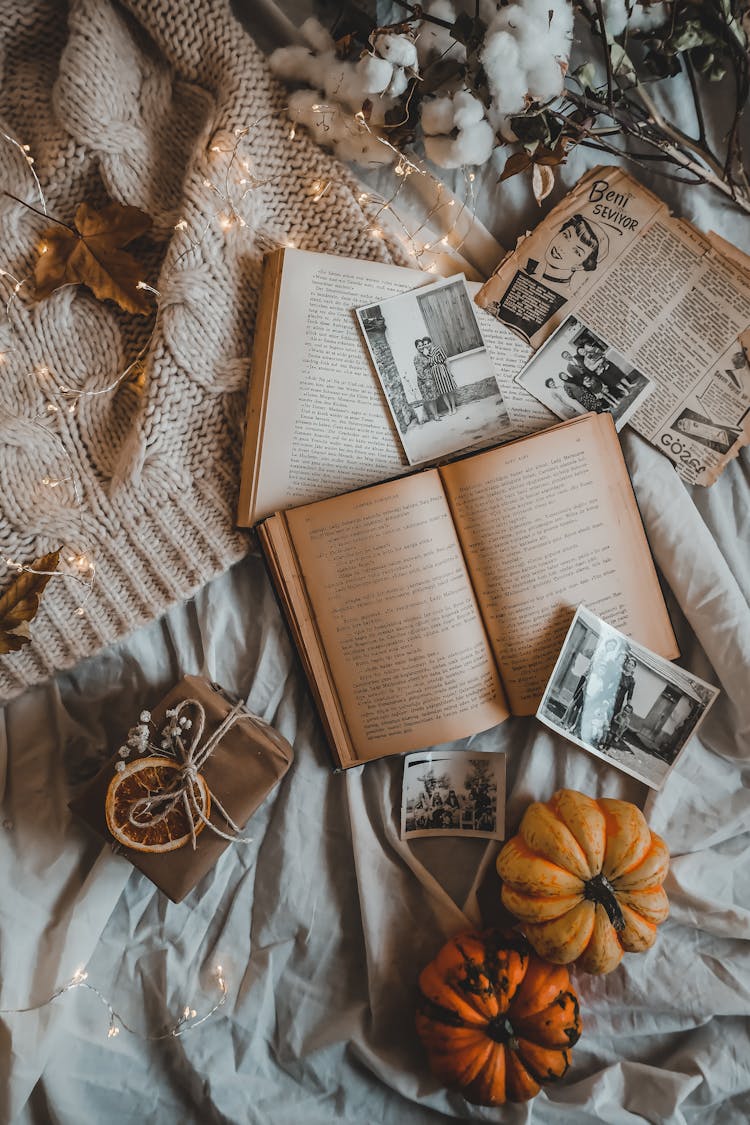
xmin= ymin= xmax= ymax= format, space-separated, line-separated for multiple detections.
xmin=1 ymin=3 xmax=750 ymax=1122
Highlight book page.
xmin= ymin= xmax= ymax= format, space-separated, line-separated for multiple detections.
xmin=477 ymin=167 xmax=750 ymax=484
xmin=248 ymin=250 xmax=538 ymax=522
xmin=440 ymin=414 xmax=678 ymax=715
xmin=285 ymin=472 xmax=509 ymax=764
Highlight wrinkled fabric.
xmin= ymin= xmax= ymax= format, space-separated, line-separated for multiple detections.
xmin=1 ymin=1 xmax=749 ymax=1122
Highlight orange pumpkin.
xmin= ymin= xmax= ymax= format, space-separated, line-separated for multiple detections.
xmin=497 ymin=788 xmax=670 ymax=974
xmin=416 ymin=930 xmax=582 ymax=1105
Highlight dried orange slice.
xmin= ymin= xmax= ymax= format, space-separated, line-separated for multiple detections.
xmin=105 ymin=756 xmax=211 ymax=853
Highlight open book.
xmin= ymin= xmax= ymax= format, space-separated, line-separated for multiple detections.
xmin=237 ymin=247 xmax=546 ymax=526
xmin=258 ymin=413 xmax=678 ymax=769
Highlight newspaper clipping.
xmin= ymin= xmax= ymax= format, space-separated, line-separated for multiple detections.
xmin=477 ymin=166 xmax=750 ymax=485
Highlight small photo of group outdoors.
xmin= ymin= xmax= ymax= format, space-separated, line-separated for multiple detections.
xmin=401 ymin=750 xmax=506 ymax=841
xmin=516 ymin=314 xmax=653 ymax=430
xmin=537 ymin=606 xmax=719 ymax=789
xmin=356 ymin=275 xmax=511 ymax=465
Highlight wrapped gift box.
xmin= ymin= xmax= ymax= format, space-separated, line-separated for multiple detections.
xmin=70 ymin=674 xmax=293 ymax=902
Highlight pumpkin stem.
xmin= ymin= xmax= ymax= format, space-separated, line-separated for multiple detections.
xmin=584 ymin=872 xmax=625 ymax=931
xmin=485 ymin=1016 xmax=518 ymax=1049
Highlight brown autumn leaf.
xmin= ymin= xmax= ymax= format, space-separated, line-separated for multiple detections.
xmin=34 ymin=200 xmax=152 ymax=315
xmin=0 ymin=550 xmax=60 ymax=655
xmin=499 ymin=151 xmax=533 ymax=182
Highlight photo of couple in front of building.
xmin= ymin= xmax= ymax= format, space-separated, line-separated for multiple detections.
xmin=538 ymin=607 xmax=719 ymax=789
xmin=516 ymin=314 xmax=653 ymax=430
xmin=356 ymin=275 xmax=511 ymax=464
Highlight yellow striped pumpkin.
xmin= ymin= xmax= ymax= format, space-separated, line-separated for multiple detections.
xmin=497 ymin=789 xmax=670 ymax=974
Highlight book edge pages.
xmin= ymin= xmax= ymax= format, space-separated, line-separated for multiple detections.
xmin=237 ymin=249 xmax=285 ymax=527
xmin=257 ymin=516 xmax=359 ymax=770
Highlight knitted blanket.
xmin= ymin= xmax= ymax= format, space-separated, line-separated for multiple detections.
xmin=0 ymin=0 xmax=404 ymax=702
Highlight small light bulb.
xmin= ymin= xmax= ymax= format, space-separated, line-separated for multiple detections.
xmin=285 ymin=240 xmax=296 ymax=249
xmin=469 ymin=172 xmax=476 ymax=182
xmin=46 ymin=402 xmax=58 ymax=413
xmin=210 ymin=145 xmax=222 ymax=153
xmin=288 ymin=126 xmax=296 ymax=140
xmin=174 ymin=219 xmax=188 ymax=231
xmin=75 ymin=607 xmax=85 ymax=617
xmin=39 ymin=244 xmax=48 ymax=255
xmin=219 ymin=215 xmax=233 ymax=231
xmin=448 ymin=199 xmax=456 ymax=207
xmin=370 ymin=228 xmax=382 ymax=239
xmin=441 ymin=237 xmax=450 ymax=246
xmin=358 ymin=193 xmax=368 ymax=203
xmin=107 ymin=1025 xmax=120 ymax=1039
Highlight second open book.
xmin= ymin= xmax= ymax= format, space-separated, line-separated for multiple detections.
xmin=259 ymin=412 xmax=678 ymax=769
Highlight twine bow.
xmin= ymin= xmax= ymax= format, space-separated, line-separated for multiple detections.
xmin=125 ymin=697 xmax=264 ymax=850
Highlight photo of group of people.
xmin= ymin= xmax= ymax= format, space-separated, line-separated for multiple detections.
xmin=537 ymin=607 xmax=719 ymax=789
xmin=516 ymin=314 xmax=653 ymax=430
xmin=356 ymin=275 xmax=511 ymax=465
xmin=401 ymin=750 xmax=506 ymax=840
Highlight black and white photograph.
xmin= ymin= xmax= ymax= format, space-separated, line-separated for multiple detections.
xmin=356 ymin=275 xmax=512 ymax=465
xmin=515 ymin=314 xmax=653 ymax=430
xmin=401 ymin=750 xmax=506 ymax=841
xmin=537 ymin=606 xmax=719 ymax=789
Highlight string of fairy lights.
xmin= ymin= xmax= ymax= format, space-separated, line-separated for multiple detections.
xmin=2 ymin=106 xmax=479 ymax=621
xmin=0 ymin=104 xmax=481 ymax=1040
xmin=0 ymin=964 xmax=229 ymax=1041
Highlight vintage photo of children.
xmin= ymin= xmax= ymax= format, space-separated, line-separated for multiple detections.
xmin=515 ymin=314 xmax=653 ymax=430
xmin=401 ymin=750 xmax=506 ymax=841
xmin=356 ymin=275 xmax=512 ymax=465
xmin=537 ymin=607 xmax=719 ymax=790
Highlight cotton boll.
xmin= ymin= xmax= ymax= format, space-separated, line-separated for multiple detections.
xmin=630 ymin=2 xmax=669 ymax=31
xmin=452 ymin=90 xmax=485 ymax=129
xmin=482 ymin=0 xmax=573 ymax=124
xmin=372 ymin=33 xmax=418 ymax=70
xmin=482 ymin=30 xmax=527 ymax=117
xmin=269 ymin=45 xmax=321 ymax=88
xmin=356 ymin=54 xmax=394 ymax=95
xmin=386 ymin=67 xmax=410 ymax=98
xmin=598 ymin=0 xmax=629 ymax=35
xmin=300 ymin=16 xmax=335 ymax=54
xmin=324 ymin=63 xmax=364 ymax=111
xmin=421 ymin=95 xmax=456 ymax=135
xmin=416 ymin=1 xmax=466 ymax=65
xmin=424 ymin=119 xmax=496 ymax=168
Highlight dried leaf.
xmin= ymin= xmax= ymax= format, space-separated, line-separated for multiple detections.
xmin=34 ymin=200 xmax=152 ymax=315
xmin=0 ymin=550 xmax=60 ymax=655
xmin=499 ymin=151 xmax=532 ymax=182
xmin=532 ymin=163 xmax=556 ymax=205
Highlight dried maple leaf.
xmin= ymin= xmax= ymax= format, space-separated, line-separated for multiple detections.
xmin=0 ymin=550 xmax=60 ymax=655
xmin=34 ymin=201 xmax=152 ymax=315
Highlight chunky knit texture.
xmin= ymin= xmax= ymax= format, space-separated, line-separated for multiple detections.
xmin=0 ymin=0 xmax=405 ymax=702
